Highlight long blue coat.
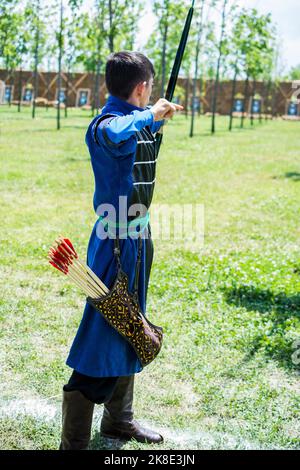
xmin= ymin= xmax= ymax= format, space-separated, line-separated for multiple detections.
xmin=66 ymin=95 xmax=162 ymax=377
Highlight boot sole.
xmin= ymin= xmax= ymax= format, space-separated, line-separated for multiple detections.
xmin=100 ymin=431 xmax=163 ymax=444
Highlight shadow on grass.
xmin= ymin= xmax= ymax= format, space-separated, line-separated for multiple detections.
xmin=28 ymin=125 xmax=87 ymax=132
xmin=89 ymin=430 xmax=126 ymax=450
xmin=63 ymin=157 xmax=90 ymax=162
xmin=26 ymin=128 xmax=58 ymax=132
xmin=197 ymin=125 xmax=257 ymax=138
xmin=223 ymin=284 xmax=300 ymax=369
xmin=284 ymin=172 xmax=300 ymax=182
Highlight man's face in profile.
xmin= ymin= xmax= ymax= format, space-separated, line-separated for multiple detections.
xmin=140 ymin=76 xmax=154 ymax=108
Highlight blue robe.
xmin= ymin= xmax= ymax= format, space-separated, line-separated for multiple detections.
xmin=66 ymin=95 xmax=163 ymax=377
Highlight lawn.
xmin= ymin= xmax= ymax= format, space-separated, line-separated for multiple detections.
xmin=0 ymin=105 xmax=300 ymax=450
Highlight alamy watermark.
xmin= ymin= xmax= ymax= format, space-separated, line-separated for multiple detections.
xmin=95 ymin=196 xmax=204 ymax=250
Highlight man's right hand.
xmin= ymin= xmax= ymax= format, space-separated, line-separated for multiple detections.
xmin=150 ymin=98 xmax=184 ymax=121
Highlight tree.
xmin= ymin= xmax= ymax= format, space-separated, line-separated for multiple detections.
xmin=230 ymin=9 xmax=276 ymax=128
xmin=25 ymin=0 xmax=48 ymax=118
xmin=189 ymin=0 xmax=205 ymax=137
xmin=0 ymin=1 xmax=23 ymax=105
xmin=106 ymin=0 xmax=143 ymax=53
xmin=44 ymin=26 xmax=58 ymax=111
xmin=76 ymin=0 xmax=142 ymax=116
xmin=25 ymin=0 xmax=45 ymax=118
xmin=260 ymin=35 xmax=277 ymax=122
xmin=189 ymin=1 xmax=217 ymax=136
xmin=64 ymin=0 xmax=83 ymax=117
xmin=15 ymin=10 xmax=31 ymax=112
xmin=121 ymin=1 xmax=145 ymax=50
xmin=211 ymin=0 xmax=230 ymax=134
xmin=57 ymin=0 xmax=64 ymax=130
xmin=228 ymin=8 xmax=245 ymax=131
xmin=146 ymin=0 xmax=189 ymax=97
xmin=201 ymin=22 xmax=217 ymax=113
xmin=76 ymin=5 xmax=108 ymax=116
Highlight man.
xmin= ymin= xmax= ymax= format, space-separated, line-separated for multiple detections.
xmin=60 ymin=51 xmax=183 ymax=450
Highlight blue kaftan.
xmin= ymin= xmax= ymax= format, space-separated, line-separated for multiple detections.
xmin=66 ymin=95 xmax=163 ymax=377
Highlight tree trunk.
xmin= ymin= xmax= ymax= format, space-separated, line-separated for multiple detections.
xmin=160 ymin=21 xmax=168 ymax=97
xmin=32 ymin=2 xmax=40 ymax=119
xmin=65 ymin=69 xmax=69 ymax=118
xmin=108 ymin=0 xmax=114 ymax=52
xmin=8 ymin=70 xmax=14 ymax=107
xmin=199 ymin=76 xmax=203 ymax=116
xmin=46 ymin=68 xmax=50 ymax=111
xmin=57 ymin=0 xmax=63 ymax=130
xmin=229 ymin=62 xmax=238 ymax=131
xmin=211 ymin=0 xmax=228 ymax=134
xmin=185 ymin=76 xmax=190 ymax=118
xmin=259 ymin=82 xmax=264 ymax=124
xmin=18 ymin=68 xmax=23 ymax=112
xmin=190 ymin=1 xmax=204 ymax=138
xmin=264 ymin=79 xmax=271 ymax=121
xmin=241 ymin=75 xmax=249 ymax=128
xmin=264 ymin=79 xmax=272 ymax=121
xmin=190 ymin=73 xmax=197 ymax=135
xmin=93 ymin=59 xmax=101 ymax=116
xmin=250 ymin=79 xmax=256 ymax=126
xmin=271 ymin=82 xmax=276 ymax=118
xmin=209 ymin=80 xmax=214 ymax=114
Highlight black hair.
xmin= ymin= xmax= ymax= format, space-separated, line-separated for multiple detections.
xmin=105 ymin=51 xmax=155 ymax=100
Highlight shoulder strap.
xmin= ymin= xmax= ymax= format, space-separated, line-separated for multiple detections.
xmin=133 ymin=235 xmax=143 ymax=294
xmin=113 ymin=235 xmax=143 ymax=295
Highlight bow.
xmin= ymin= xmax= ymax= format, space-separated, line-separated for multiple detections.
xmin=156 ymin=0 xmax=195 ymax=155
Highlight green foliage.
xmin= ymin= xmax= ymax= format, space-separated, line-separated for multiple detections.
xmin=231 ymin=8 xmax=276 ymax=80
xmin=75 ymin=0 xmax=143 ymax=74
xmin=75 ymin=10 xmax=107 ymax=74
xmin=64 ymin=0 xmax=84 ymax=71
xmin=0 ymin=1 xmax=27 ymax=69
xmin=24 ymin=0 xmax=50 ymax=70
xmin=145 ymin=0 xmax=190 ymax=92
xmin=289 ymin=64 xmax=300 ymax=81
xmin=0 ymin=0 xmax=281 ymax=86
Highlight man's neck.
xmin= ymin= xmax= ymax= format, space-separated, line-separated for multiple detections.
xmin=126 ymin=96 xmax=143 ymax=108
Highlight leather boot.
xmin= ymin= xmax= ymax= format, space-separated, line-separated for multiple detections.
xmin=100 ymin=375 xmax=163 ymax=444
xmin=59 ymin=389 xmax=95 ymax=450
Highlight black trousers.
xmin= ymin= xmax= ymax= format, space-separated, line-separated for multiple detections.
xmin=64 ymin=229 xmax=154 ymax=405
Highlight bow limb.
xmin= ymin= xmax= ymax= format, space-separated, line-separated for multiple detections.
xmin=156 ymin=0 xmax=196 ymax=155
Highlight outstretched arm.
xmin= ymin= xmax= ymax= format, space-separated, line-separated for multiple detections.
xmin=93 ymin=99 xmax=183 ymax=152
xmin=102 ymin=109 xmax=154 ymax=145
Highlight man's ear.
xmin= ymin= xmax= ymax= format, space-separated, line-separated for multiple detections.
xmin=136 ymin=81 xmax=147 ymax=96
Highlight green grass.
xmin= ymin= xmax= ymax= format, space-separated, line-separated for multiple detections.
xmin=0 ymin=105 xmax=300 ymax=449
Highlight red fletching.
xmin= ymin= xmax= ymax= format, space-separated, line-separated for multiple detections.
xmin=48 ymin=235 xmax=108 ymax=297
xmin=49 ymin=260 xmax=68 ymax=275
xmin=59 ymin=240 xmax=73 ymax=258
xmin=48 ymin=236 xmax=80 ymax=275
xmin=64 ymin=238 xmax=78 ymax=258
xmin=55 ymin=244 xmax=74 ymax=264
xmin=49 ymin=247 xmax=71 ymax=273
xmin=51 ymin=252 xmax=68 ymax=267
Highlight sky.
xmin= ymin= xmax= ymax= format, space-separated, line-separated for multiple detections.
xmin=136 ymin=0 xmax=299 ymax=73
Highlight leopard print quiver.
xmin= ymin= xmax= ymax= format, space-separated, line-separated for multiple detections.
xmin=86 ymin=269 xmax=163 ymax=366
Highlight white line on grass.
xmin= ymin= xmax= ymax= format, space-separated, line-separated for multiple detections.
xmin=0 ymin=397 xmax=270 ymax=450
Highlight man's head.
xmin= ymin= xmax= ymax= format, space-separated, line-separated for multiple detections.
xmin=105 ymin=51 xmax=155 ymax=108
